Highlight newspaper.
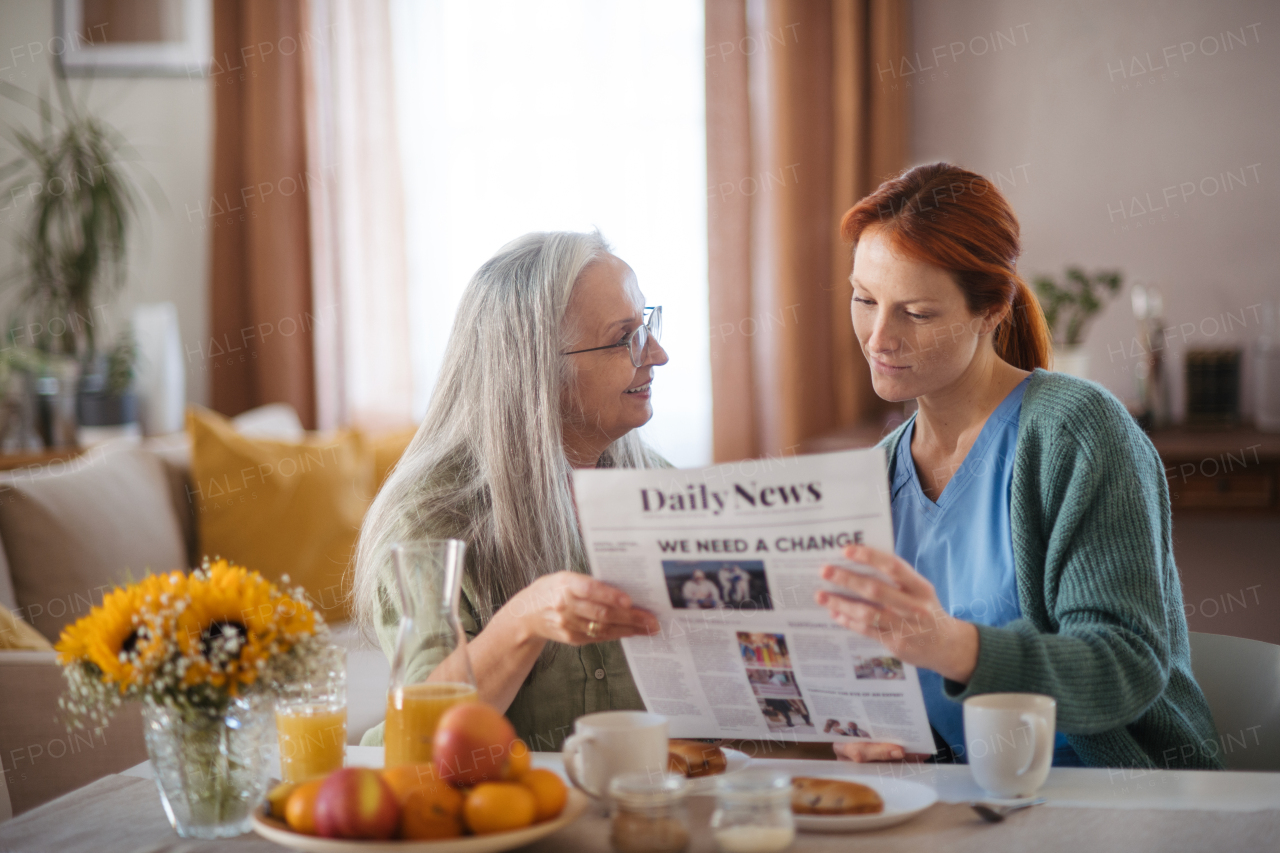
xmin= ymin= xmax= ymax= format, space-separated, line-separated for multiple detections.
xmin=572 ymin=448 xmax=934 ymax=752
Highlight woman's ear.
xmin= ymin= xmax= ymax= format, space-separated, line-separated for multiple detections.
xmin=976 ymin=305 xmax=1009 ymax=337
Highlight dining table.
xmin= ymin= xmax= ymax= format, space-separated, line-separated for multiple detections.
xmin=1 ymin=745 xmax=1277 ymax=853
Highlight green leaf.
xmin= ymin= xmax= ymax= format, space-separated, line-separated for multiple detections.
xmin=0 ymin=77 xmax=153 ymax=360
xmin=1033 ymin=265 xmax=1125 ymax=345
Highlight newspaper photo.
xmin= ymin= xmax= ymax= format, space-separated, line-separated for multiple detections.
xmin=572 ymin=448 xmax=935 ymax=752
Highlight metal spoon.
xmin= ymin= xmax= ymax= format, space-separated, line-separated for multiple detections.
xmin=970 ymin=797 xmax=1047 ymax=822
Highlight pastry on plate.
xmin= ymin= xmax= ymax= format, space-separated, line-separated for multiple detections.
xmin=790 ymin=777 xmax=884 ymax=815
xmin=667 ymin=740 xmax=728 ymax=778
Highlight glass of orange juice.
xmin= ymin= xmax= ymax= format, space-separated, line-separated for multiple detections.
xmin=276 ymin=645 xmax=347 ymax=782
xmin=384 ymin=540 xmax=477 ymax=768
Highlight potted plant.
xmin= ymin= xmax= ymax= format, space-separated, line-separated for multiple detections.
xmin=1032 ymin=266 xmax=1123 ymax=379
xmin=0 ymin=78 xmax=151 ymax=444
xmin=77 ymin=329 xmax=139 ymax=429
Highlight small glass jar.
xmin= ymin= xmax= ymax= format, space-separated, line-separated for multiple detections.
xmin=710 ymin=771 xmax=795 ymax=853
xmin=608 ymin=771 xmax=691 ymax=853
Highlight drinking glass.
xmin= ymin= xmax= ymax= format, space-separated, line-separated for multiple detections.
xmin=276 ymin=644 xmax=347 ymax=783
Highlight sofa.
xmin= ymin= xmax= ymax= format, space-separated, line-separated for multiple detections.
xmin=0 ymin=405 xmax=392 ymax=820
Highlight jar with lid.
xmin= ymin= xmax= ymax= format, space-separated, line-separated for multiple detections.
xmin=608 ymin=771 xmax=691 ymax=853
xmin=710 ymin=770 xmax=795 ymax=853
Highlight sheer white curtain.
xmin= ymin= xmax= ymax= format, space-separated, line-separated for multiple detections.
xmin=389 ymin=0 xmax=711 ymax=466
xmin=306 ymin=0 xmax=413 ymax=430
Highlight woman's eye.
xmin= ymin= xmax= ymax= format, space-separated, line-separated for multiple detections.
xmin=907 ymin=312 xmax=930 ymax=321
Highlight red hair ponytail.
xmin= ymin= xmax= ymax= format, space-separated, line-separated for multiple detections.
xmin=840 ymin=163 xmax=1053 ymax=372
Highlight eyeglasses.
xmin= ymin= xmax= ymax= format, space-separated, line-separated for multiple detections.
xmin=562 ymin=306 xmax=662 ymax=368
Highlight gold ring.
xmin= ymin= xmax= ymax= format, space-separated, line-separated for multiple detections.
xmin=586 ymin=620 xmax=602 ymax=638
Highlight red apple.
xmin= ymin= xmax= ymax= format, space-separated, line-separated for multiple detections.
xmin=313 ymin=768 xmax=400 ymax=839
xmin=432 ymin=701 xmax=518 ymax=787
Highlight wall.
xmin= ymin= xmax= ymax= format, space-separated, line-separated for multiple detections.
xmin=909 ymin=0 xmax=1280 ymax=645
xmin=0 ymin=0 xmax=211 ymax=408
xmin=910 ymin=0 xmax=1279 ymax=422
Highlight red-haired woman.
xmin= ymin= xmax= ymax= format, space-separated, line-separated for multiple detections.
xmin=817 ymin=163 xmax=1220 ymax=769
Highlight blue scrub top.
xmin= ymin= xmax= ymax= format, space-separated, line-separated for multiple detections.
xmin=890 ymin=376 xmax=1081 ymax=766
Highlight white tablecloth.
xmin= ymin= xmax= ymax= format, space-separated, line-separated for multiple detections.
xmin=2 ymin=746 xmax=1276 ymax=853
xmin=121 ymin=745 xmax=1280 ymax=812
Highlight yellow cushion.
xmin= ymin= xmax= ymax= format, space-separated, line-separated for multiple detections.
xmin=0 ymin=607 xmax=54 ymax=650
xmin=371 ymin=426 xmax=418 ymax=488
xmin=187 ymin=407 xmax=377 ymax=621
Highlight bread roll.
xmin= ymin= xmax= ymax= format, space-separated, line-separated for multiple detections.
xmin=667 ymin=740 xmax=728 ymax=778
xmin=790 ymin=776 xmax=884 ymax=815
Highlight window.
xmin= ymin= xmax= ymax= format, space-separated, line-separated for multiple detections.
xmin=390 ymin=0 xmax=711 ymax=466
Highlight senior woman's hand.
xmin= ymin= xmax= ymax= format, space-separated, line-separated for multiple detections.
xmin=442 ymin=571 xmax=659 ymax=714
xmin=816 ymin=543 xmax=980 ymax=685
xmin=509 ymin=571 xmax=660 ymax=646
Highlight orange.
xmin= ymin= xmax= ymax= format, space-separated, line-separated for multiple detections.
xmin=400 ymin=786 xmax=465 ymax=839
xmin=520 ymin=768 xmax=568 ymax=822
xmin=462 ymin=782 xmax=537 ymax=835
xmin=501 ymin=738 xmax=532 ymax=781
xmin=381 ymin=763 xmax=441 ymax=804
xmin=284 ymin=777 xmax=325 ymax=835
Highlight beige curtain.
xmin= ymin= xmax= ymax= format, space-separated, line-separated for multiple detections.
xmin=706 ymin=0 xmax=910 ymax=461
xmin=209 ymin=0 xmax=410 ymax=430
xmin=303 ymin=0 xmax=412 ymax=431
xmin=210 ymin=0 xmax=317 ymax=427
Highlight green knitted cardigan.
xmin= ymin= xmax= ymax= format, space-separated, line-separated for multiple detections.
xmin=878 ymin=367 xmax=1222 ymax=769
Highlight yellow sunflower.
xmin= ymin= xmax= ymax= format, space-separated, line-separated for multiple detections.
xmin=176 ymin=559 xmax=315 ymax=695
xmin=55 ymin=571 xmax=187 ymax=689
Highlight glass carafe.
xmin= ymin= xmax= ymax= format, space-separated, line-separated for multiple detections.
xmin=384 ymin=539 xmax=478 ymax=768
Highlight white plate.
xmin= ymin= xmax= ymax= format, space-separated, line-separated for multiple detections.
xmin=792 ymin=775 xmax=938 ymax=833
xmin=683 ymin=748 xmax=750 ymax=795
xmin=250 ymin=787 xmax=589 ymax=853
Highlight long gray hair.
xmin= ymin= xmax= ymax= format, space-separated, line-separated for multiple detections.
xmin=351 ymin=231 xmax=662 ymax=636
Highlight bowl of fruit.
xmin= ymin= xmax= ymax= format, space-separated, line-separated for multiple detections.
xmin=252 ymin=701 xmax=588 ymax=852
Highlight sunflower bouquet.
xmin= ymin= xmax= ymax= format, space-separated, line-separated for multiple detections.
xmin=56 ymin=557 xmax=328 ymax=727
xmin=55 ymin=558 xmax=334 ymax=838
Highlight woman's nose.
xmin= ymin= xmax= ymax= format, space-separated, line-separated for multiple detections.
xmin=643 ymin=336 xmax=669 ymax=367
xmin=865 ymin=310 xmax=897 ymax=355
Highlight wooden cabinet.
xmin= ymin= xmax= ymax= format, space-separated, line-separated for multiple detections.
xmin=801 ymin=421 xmax=1280 ymax=515
xmin=1149 ymin=427 xmax=1280 ymax=514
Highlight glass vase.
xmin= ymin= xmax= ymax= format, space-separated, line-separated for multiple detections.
xmin=142 ymin=696 xmax=274 ymax=839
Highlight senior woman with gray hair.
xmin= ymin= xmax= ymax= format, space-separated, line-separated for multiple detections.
xmin=353 ymin=231 xmax=666 ymax=750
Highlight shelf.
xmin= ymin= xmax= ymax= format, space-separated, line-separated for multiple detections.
xmin=0 ymin=448 xmax=83 ymax=473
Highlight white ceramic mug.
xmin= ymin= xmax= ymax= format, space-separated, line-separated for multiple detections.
xmin=963 ymin=693 xmax=1056 ymax=799
xmin=562 ymin=711 xmax=669 ymax=799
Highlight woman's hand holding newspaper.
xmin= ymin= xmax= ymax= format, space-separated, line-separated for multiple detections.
xmin=816 ymin=543 xmax=980 ymax=686
xmin=817 ymin=543 xmax=980 ymax=763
